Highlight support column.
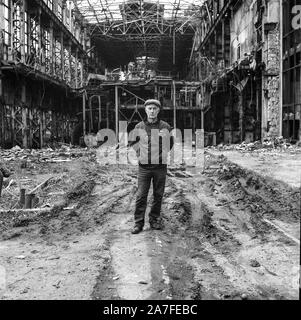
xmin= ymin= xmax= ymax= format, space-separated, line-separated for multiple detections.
xmin=89 ymin=96 xmax=93 ymax=133
xmin=28 ymin=108 xmax=33 ymax=148
xmin=82 ymin=26 xmax=87 ymax=51
xmin=173 ymin=30 xmax=176 ymax=66
xmin=9 ymin=0 xmax=13 ymax=60
xmin=0 ymin=0 xmax=4 ymax=61
xmin=239 ymin=92 xmax=244 ymax=142
xmin=68 ymin=0 xmax=73 ymax=33
xmin=20 ymin=0 xmax=26 ymax=63
xmin=62 ymin=0 xmax=67 ymax=25
xmin=106 ymin=102 xmax=109 ymax=129
xmin=61 ymin=32 xmax=64 ymax=80
xmin=80 ymin=56 xmax=84 ymax=87
xmin=279 ymin=0 xmax=283 ymax=137
xmin=75 ymin=48 xmax=79 ymax=88
xmin=98 ymin=96 xmax=101 ymax=131
xmin=53 ymin=0 xmax=58 ymax=13
xmin=11 ymin=106 xmax=15 ymax=145
xmin=154 ymin=85 xmax=158 ymax=100
xmin=67 ymin=40 xmax=72 ymax=85
xmin=115 ymin=85 xmax=119 ymax=139
xmin=173 ymin=81 xmax=176 ymax=131
xmin=0 ymin=0 xmax=3 ymax=96
xmin=82 ymin=91 xmax=86 ymax=139
xmin=39 ymin=110 xmax=44 ymax=148
xmin=21 ymin=82 xmax=28 ymax=148
xmin=49 ymin=20 xmax=54 ymax=76
xmin=221 ymin=19 xmax=225 ymax=63
xmin=37 ymin=6 xmax=42 ymax=71
xmin=0 ymin=70 xmax=3 ymax=147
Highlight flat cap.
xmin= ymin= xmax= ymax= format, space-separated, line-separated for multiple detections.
xmin=144 ymin=99 xmax=161 ymax=109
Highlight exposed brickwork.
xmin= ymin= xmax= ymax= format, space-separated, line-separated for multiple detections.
xmin=262 ymin=24 xmax=281 ymax=139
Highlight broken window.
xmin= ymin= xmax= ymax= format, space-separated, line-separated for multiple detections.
xmin=283 ymin=0 xmax=301 ymax=141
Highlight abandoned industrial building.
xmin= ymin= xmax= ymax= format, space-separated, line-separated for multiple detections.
xmin=0 ymin=0 xmax=300 ymax=301
xmin=0 ymin=0 xmax=300 ymax=147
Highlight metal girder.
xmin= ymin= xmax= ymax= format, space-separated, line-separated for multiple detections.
xmin=72 ymin=0 xmax=201 ymax=63
xmin=72 ymin=0 xmax=201 ymax=37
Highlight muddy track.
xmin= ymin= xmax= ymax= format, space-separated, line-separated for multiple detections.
xmin=0 ymin=157 xmax=299 ymax=300
xmin=90 ymin=158 xmax=299 ymax=300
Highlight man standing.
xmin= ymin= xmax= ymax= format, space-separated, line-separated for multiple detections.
xmin=130 ymin=99 xmax=174 ymax=234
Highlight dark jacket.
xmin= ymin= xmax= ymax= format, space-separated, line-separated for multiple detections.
xmin=130 ymin=119 xmax=174 ymax=168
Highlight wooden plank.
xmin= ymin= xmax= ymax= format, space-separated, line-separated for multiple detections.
xmin=28 ymin=177 xmax=52 ymax=195
xmin=0 ymin=208 xmax=53 ymax=215
xmin=0 ymin=205 xmax=76 ymax=215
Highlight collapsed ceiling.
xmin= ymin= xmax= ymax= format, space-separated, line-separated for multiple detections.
xmin=72 ymin=0 xmax=203 ymax=70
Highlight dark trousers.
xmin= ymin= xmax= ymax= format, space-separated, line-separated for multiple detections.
xmin=134 ymin=165 xmax=167 ymax=227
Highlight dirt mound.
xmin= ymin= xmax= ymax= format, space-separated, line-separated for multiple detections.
xmin=215 ymin=158 xmax=299 ymax=222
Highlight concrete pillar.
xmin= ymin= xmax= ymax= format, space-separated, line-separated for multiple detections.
xmin=261 ymin=0 xmax=281 ymax=140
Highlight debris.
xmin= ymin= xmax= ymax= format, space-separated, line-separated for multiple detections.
xmin=25 ymin=194 xmax=34 ymax=209
xmin=20 ymin=288 xmax=29 ymax=294
xmin=250 ymin=259 xmax=261 ymax=268
xmin=138 ymin=280 xmax=148 ymax=285
xmin=2 ymin=187 xmax=18 ymax=198
xmin=113 ymin=276 xmax=120 ymax=281
xmin=209 ymin=137 xmax=301 ymax=153
xmin=53 ymin=281 xmax=61 ymax=289
xmin=28 ymin=178 xmax=53 ymax=195
xmin=19 ymin=189 xmax=26 ymax=208
xmin=48 ymin=256 xmax=61 ymax=260
xmin=15 ymin=255 xmax=26 ymax=260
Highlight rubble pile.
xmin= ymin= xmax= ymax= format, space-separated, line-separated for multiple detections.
xmin=210 ymin=137 xmax=301 ymax=153
xmin=0 ymin=144 xmax=96 ymax=212
xmin=0 ymin=145 xmax=95 ymax=164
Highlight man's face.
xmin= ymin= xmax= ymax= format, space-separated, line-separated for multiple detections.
xmin=145 ymin=104 xmax=160 ymax=120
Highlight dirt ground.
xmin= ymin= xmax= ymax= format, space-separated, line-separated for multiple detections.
xmin=0 ymin=147 xmax=300 ymax=300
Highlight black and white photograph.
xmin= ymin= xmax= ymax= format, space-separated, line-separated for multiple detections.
xmin=0 ymin=0 xmax=300 ymax=308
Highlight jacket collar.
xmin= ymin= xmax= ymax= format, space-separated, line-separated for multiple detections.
xmin=144 ymin=118 xmax=160 ymax=125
